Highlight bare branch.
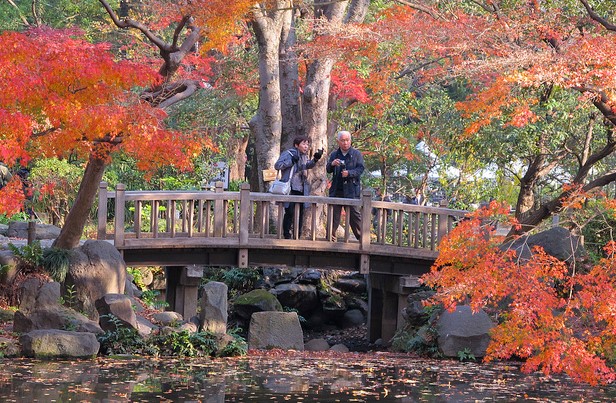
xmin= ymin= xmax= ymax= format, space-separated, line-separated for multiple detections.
xmin=580 ymin=0 xmax=616 ymax=31
xmin=394 ymin=0 xmax=442 ymax=20
xmin=98 ymin=0 xmax=172 ymax=52
xmin=4 ymin=0 xmax=30 ymax=27
xmin=141 ymin=80 xmax=212 ymax=109
xmin=572 ymin=86 xmax=616 ymax=127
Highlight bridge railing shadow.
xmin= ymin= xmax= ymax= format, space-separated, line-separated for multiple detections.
xmin=97 ymin=182 xmax=467 ymax=259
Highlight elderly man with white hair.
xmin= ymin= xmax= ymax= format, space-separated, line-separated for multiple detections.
xmin=325 ymin=130 xmax=365 ymax=241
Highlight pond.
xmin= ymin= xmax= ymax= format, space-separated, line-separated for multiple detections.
xmin=0 ymin=351 xmax=614 ymax=402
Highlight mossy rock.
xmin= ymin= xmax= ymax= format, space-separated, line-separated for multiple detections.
xmin=233 ymin=289 xmax=283 ymax=320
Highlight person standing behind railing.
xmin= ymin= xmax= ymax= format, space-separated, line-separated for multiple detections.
xmin=274 ymin=135 xmax=323 ymax=239
xmin=326 ymin=130 xmax=364 ymax=241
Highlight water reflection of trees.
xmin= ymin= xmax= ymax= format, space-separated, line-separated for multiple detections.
xmin=1 ymin=355 xmax=615 ymax=401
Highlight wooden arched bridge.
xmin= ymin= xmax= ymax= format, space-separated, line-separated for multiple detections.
xmin=96 ymin=181 xmax=467 ymax=341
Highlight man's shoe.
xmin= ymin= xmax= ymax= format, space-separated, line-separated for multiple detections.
xmin=284 ymin=233 xmax=292 ymax=239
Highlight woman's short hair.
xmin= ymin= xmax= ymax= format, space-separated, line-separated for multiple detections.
xmin=293 ymin=135 xmax=310 ymax=146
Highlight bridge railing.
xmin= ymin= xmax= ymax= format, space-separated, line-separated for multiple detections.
xmin=97 ymin=182 xmax=467 ymax=257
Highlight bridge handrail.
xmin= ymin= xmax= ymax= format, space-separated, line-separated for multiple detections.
xmin=97 ymin=181 xmax=468 ymax=264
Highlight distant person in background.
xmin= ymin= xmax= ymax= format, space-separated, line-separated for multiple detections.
xmin=0 ymin=163 xmax=12 ymax=190
xmin=274 ymin=135 xmax=323 ymax=239
xmin=326 ymin=130 xmax=364 ymax=240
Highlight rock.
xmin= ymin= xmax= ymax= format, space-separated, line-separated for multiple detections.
xmin=0 ymin=250 xmax=18 ymax=284
xmin=135 ymin=315 xmax=157 ymax=338
xmin=502 ymin=226 xmax=586 ymax=263
xmin=304 ymin=338 xmax=330 ymax=351
xmin=334 ymin=278 xmax=366 ymax=294
xmin=329 ymin=343 xmax=350 ymax=353
xmin=437 ymin=305 xmax=494 ymax=358
xmin=152 ymin=311 xmax=183 ymax=326
xmin=270 ymin=283 xmax=319 ymax=316
xmin=13 ymin=307 xmax=103 ymax=334
xmin=14 ymin=280 xmax=103 ymax=334
xmin=67 ymin=240 xmax=127 ymax=321
xmin=178 ymin=321 xmax=198 ymax=333
xmin=233 ymin=289 xmax=283 ymax=320
xmin=18 ymin=277 xmax=50 ymax=314
xmin=137 ymin=267 xmax=154 ymax=286
xmin=341 ymin=309 xmax=365 ymax=328
xmin=403 ymin=289 xmax=436 ymax=326
xmin=95 ymin=294 xmax=138 ymax=332
xmin=296 ymin=269 xmax=321 ymax=285
xmin=199 ymin=281 xmax=228 ymax=335
xmin=260 ymin=266 xmax=296 ymax=287
xmin=0 ymin=336 xmax=20 ymax=357
xmin=20 ymin=329 xmax=100 ymax=358
xmin=347 ymin=297 xmax=369 ymax=317
xmin=247 ymin=311 xmax=304 ymax=351
xmin=7 ymin=222 xmax=61 ymax=240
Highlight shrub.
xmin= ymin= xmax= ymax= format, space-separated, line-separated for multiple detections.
xmin=42 ymin=247 xmax=71 ymax=283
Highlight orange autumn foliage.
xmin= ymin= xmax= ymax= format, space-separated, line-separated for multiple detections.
xmin=145 ymin=0 xmax=257 ymax=53
xmin=0 ymin=179 xmax=26 ymax=216
xmin=0 ymin=28 xmax=211 ymax=216
xmin=422 ymin=201 xmax=616 ymax=385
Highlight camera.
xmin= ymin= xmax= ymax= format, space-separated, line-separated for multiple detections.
xmin=339 ymin=160 xmax=345 ymax=168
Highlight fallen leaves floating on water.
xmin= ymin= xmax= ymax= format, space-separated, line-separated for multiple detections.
xmin=0 ymin=352 xmax=614 ymax=401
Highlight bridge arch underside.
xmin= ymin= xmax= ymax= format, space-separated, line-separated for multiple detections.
xmin=120 ymin=246 xmax=435 ymax=276
xmin=121 ymin=246 xmax=435 ymax=343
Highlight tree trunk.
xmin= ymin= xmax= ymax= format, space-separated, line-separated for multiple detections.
xmin=52 ymin=152 xmax=108 ymax=249
xmin=298 ymin=1 xmax=370 ymax=236
xmin=302 ymin=0 xmax=370 ymax=197
xmin=249 ymin=1 xmax=291 ymax=192
xmin=279 ymin=8 xmax=302 ymax=150
xmin=228 ymin=126 xmax=250 ymax=182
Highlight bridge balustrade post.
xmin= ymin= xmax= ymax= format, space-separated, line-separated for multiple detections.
xmin=360 ymin=190 xmax=372 ymax=274
xmin=214 ymin=181 xmax=224 ymax=237
xmin=238 ymin=183 xmax=251 ymax=268
xmin=97 ymin=182 xmax=108 ymax=240
xmin=114 ymin=183 xmax=126 ymax=247
xmin=437 ymin=199 xmax=449 ymax=245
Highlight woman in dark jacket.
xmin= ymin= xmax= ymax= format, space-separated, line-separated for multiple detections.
xmin=274 ymin=136 xmax=323 ymax=239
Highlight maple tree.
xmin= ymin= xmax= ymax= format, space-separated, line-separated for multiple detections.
xmin=0 ymin=27 xmax=208 ymax=248
xmin=374 ymin=0 xmax=616 ymax=384
xmin=374 ymin=0 xmax=616 ymax=234
xmin=422 ymin=199 xmax=616 ymax=385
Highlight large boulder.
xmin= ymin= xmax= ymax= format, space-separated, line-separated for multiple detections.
xmin=67 ymin=240 xmax=127 ymax=321
xmin=437 ymin=305 xmax=494 ymax=358
xmin=247 ymin=311 xmax=304 ymax=351
xmin=13 ymin=307 xmax=103 ymax=334
xmin=20 ymin=329 xmax=100 ymax=358
xmin=14 ymin=280 xmax=103 ymax=334
xmin=502 ymin=226 xmax=586 ymax=263
xmin=199 ymin=281 xmax=228 ymax=334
